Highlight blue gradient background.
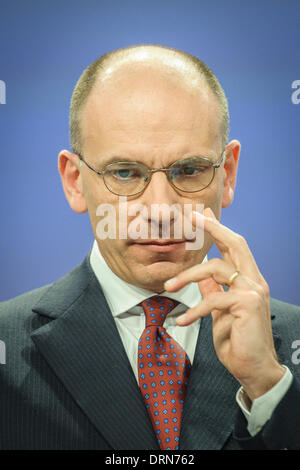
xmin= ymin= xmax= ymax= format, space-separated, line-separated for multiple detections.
xmin=0 ymin=0 xmax=299 ymax=304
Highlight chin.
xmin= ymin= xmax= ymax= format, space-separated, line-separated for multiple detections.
xmin=132 ymin=261 xmax=182 ymax=292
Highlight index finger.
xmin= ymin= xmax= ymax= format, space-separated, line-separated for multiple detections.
xmin=193 ymin=208 xmax=261 ymax=280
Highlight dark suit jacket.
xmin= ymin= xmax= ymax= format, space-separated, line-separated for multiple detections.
xmin=0 ymin=253 xmax=300 ymax=450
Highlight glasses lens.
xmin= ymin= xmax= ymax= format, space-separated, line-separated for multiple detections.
xmin=104 ymin=162 xmax=148 ymax=195
xmin=169 ymin=158 xmax=214 ymax=191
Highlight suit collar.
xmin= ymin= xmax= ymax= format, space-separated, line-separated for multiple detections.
xmin=31 ymin=255 xmax=159 ymax=450
xmin=32 ymin=254 xmax=94 ymax=319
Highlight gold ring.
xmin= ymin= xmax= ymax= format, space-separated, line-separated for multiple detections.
xmin=227 ymin=270 xmax=240 ymax=286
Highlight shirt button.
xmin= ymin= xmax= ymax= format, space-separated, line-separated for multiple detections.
xmin=256 ymin=426 xmax=262 ymax=433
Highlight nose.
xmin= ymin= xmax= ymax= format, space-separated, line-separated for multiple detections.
xmin=138 ymin=170 xmax=182 ymax=236
xmin=142 ymin=169 xmax=178 ymax=204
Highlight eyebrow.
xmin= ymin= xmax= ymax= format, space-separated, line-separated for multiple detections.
xmin=100 ymin=154 xmax=216 ymax=168
xmin=102 ymin=156 xmax=138 ymax=165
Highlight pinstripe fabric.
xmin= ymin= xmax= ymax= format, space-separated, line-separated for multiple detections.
xmin=0 ymin=253 xmax=300 ymax=450
xmin=179 ymin=313 xmax=240 ymax=449
xmin=30 ymin=261 xmax=158 ymax=450
xmin=0 ymin=286 xmax=111 ymax=449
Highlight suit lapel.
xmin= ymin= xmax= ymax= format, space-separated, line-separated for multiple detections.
xmin=179 ymin=315 xmax=240 ymax=450
xmin=31 ymin=255 xmax=159 ymax=450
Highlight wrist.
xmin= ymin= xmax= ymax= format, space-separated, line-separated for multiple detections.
xmin=239 ymin=362 xmax=286 ymax=402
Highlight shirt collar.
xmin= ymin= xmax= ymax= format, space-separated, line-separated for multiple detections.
xmin=90 ymin=240 xmax=206 ymax=317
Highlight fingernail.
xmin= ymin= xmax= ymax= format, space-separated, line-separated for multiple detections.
xmin=192 ymin=210 xmax=205 ymax=222
xmin=176 ymin=314 xmax=187 ymax=325
xmin=192 ymin=210 xmax=204 ymax=218
xmin=164 ymin=277 xmax=177 ymax=288
xmin=192 ymin=210 xmax=213 ymax=223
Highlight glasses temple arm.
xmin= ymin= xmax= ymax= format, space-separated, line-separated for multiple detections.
xmin=77 ymin=154 xmax=104 ymax=175
xmin=213 ymin=150 xmax=226 ymax=168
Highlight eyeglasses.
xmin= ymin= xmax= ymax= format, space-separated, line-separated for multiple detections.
xmin=77 ymin=151 xmax=225 ymax=196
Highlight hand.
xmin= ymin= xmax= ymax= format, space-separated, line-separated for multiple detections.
xmin=164 ymin=207 xmax=286 ymax=401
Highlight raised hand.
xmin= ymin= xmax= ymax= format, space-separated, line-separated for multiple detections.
xmin=164 ymin=207 xmax=286 ymax=402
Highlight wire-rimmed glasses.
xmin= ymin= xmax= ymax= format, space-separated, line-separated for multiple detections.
xmin=78 ymin=151 xmax=225 ymax=196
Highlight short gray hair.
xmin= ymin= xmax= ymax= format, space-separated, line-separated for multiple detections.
xmin=70 ymin=44 xmax=229 ymax=155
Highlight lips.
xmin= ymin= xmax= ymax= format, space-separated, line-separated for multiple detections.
xmin=131 ymin=239 xmax=187 ymax=253
xmin=133 ymin=240 xmax=185 ymax=245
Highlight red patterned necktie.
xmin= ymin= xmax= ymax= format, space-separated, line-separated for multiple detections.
xmin=138 ymin=295 xmax=192 ymax=450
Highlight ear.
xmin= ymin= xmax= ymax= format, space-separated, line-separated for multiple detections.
xmin=58 ymin=150 xmax=88 ymax=214
xmin=221 ymin=139 xmax=241 ymax=208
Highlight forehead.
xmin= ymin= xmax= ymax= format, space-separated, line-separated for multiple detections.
xmin=81 ymin=62 xmax=222 ymax=159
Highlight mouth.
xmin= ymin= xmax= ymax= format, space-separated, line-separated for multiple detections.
xmin=131 ymin=239 xmax=187 ymax=253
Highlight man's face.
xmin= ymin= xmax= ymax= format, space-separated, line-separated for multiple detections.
xmin=77 ymin=63 xmax=230 ymax=292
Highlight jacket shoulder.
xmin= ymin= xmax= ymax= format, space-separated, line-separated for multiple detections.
xmin=0 ymin=284 xmax=51 ymax=326
xmin=270 ymin=297 xmax=300 ymax=322
xmin=0 ymin=253 xmax=92 ymax=328
xmin=270 ymin=297 xmax=300 ymax=339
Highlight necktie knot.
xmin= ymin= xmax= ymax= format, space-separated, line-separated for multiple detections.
xmin=139 ymin=296 xmax=179 ymax=328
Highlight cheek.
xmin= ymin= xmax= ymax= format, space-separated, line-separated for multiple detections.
xmin=204 ymin=177 xmax=224 ymax=218
xmin=184 ymin=185 xmax=223 ymax=220
xmin=82 ymin=178 xmax=120 ymax=234
xmin=97 ymin=237 xmax=123 ymax=260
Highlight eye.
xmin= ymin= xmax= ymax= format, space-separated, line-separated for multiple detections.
xmin=107 ymin=165 xmax=142 ymax=181
xmin=170 ymin=161 xmax=208 ymax=179
xmin=115 ymin=169 xmax=134 ymax=179
xmin=182 ymin=165 xmax=202 ymax=176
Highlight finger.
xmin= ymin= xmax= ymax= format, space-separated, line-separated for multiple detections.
xmin=198 ymin=278 xmax=227 ymax=325
xmin=176 ymin=289 xmax=249 ymax=326
xmin=176 ymin=291 xmax=232 ymax=326
xmin=164 ymin=258 xmax=250 ymax=292
xmin=191 ymin=208 xmax=262 ymax=281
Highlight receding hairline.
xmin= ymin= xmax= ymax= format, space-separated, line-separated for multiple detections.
xmin=70 ymin=44 xmax=229 ymax=155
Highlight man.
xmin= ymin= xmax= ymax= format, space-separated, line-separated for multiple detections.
xmin=0 ymin=44 xmax=299 ymax=450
